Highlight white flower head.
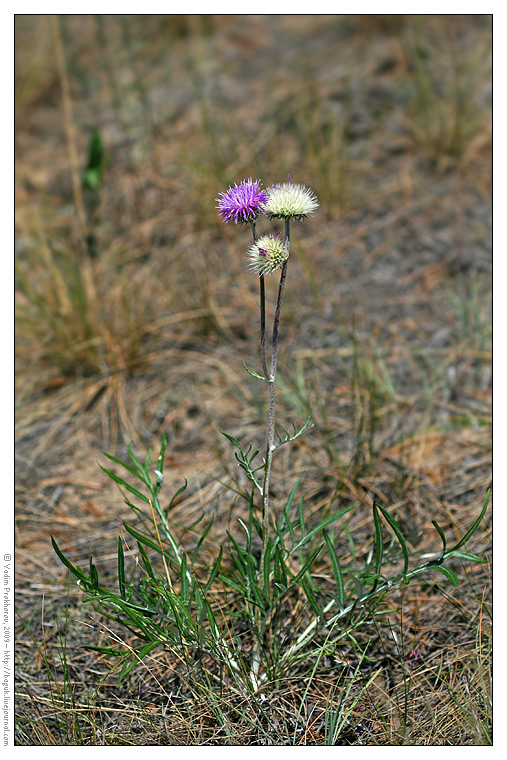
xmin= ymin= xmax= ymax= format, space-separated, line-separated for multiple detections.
xmin=246 ymin=233 xmax=289 ymax=276
xmin=264 ymin=180 xmax=319 ymax=221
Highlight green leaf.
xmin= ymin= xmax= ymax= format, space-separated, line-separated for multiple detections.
xmin=218 ymin=429 xmax=242 ymax=449
xmin=445 ymin=550 xmax=488 ymax=564
xmin=202 ymin=546 xmax=223 ymax=595
xmin=118 ymin=537 xmax=126 ymax=600
xmin=89 ymin=557 xmax=99 ymax=588
xmin=375 ymin=503 xmax=409 ymax=575
xmin=166 ymin=479 xmax=187 ymax=515
xmin=290 ymin=506 xmax=354 ymax=555
xmin=243 ymin=359 xmax=268 ymax=381
xmin=273 ymin=544 xmax=289 ymax=592
xmin=137 ymin=541 xmax=157 ymax=583
xmin=51 ymin=536 xmax=92 ymax=587
xmin=290 ymin=545 xmax=323 ymax=588
xmin=80 ymin=645 xmax=127 ymax=657
xmin=432 ymin=565 xmax=459 ymax=587
xmin=299 ymin=575 xmax=322 ymax=617
xmin=102 ymin=452 xmax=145 ymax=483
xmin=372 ymin=503 xmax=384 ymax=579
xmin=118 ymin=641 xmax=160 ymax=685
xmin=127 ymin=445 xmax=147 ymax=479
xmin=143 ymin=446 xmax=153 ymax=477
xmin=123 ymin=523 xmax=162 ymax=554
xmin=180 ymin=553 xmax=190 ymax=605
xmin=432 ymin=520 xmax=447 ymax=562
xmin=156 ymin=432 xmax=168 ymax=475
xmin=99 ymin=465 xmax=150 ymax=504
xmin=323 ymin=530 xmax=345 ymax=608
xmin=450 ymin=490 xmax=490 ymax=553
xmin=189 ymin=514 xmax=214 ymax=569
xmin=274 ymin=411 xmax=313 ymax=449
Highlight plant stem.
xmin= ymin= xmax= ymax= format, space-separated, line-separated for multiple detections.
xmin=252 ymin=219 xmax=290 ymax=683
xmin=250 ymin=220 xmax=269 ymax=379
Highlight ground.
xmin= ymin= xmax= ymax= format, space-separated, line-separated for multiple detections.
xmin=15 ymin=15 xmax=491 ymax=745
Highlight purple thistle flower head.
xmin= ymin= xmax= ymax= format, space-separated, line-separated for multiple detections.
xmin=216 ymin=178 xmax=268 ymax=225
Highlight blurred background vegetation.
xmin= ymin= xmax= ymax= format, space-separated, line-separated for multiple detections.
xmin=15 ymin=15 xmax=491 ymax=745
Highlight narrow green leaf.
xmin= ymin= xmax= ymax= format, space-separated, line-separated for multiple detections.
xmin=290 ymin=545 xmax=323 ymax=587
xmin=102 ymin=452 xmax=145 ymax=482
xmin=80 ymin=645 xmax=127 ymax=657
xmin=323 ymin=530 xmax=345 ymax=608
xmin=166 ymin=479 xmax=188 ymax=514
xmin=127 ymin=444 xmax=144 ymax=470
xmin=290 ymin=506 xmax=354 ymax=555
xmin=123 ymin=523 xmax=162 ymax=554
xmin=218 ymin=429 xmax=242 ymax=449
xmin=137 ymin=541 xmax=157 ymax=583
xmin=445 ymin=550 xmax=487 ymax=563
xmin=118 ymin=641 xmax=160 ymax=685
xmin=243 ymin=359 xmax=268 ymax=381
xmin=375 ymin=504 xmax=409 ymax=575
xmin=432 ymin=520 xmax=447 ymax=562
xmin=274 ymin=544 xmax=289 ymax=591
xmin=118 ymin=537 xmax=126 ymax=600
xmin=143 ymin=446 xmax=153 ymax=477
xmin=51 ymin=536 xmax=92 ymax=587
xmin=99 ymin=465 xmax=150 ymax=504
xmin=89 ymin=557 xmax=99 ymax=588
xmin=157 ymin=432 xmax=168 ymax=474
xmin=299 ymin=576 xmax=322 ymax=617
xmin=202 ymin=546 xmax=223 ymax=595
xmin=190 ymin=514 xmax=214 ymax=569
xmin=450 ymin=490 xmax=490 ymax=552
xmin=180 ymin=553 xmax=189 ymax=605
xmin=298 ymin=495 xmax=306 ymax=536
xmin=432 ymin=565 xmax=459 ymax=587
xmin=372 ymin=503 xmax=384 ymax=578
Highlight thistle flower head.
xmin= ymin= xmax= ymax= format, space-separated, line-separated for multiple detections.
xmin=216 ymin=178 xmax=268 ymax=225
xmin=264 ymin=180 xmax=319 ymax=221
xmin=246 ymin=233 xmax=289 ymax=277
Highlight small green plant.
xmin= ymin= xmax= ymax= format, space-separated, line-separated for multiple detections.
xmin=52 ymin=175 xmax=489 ymax=710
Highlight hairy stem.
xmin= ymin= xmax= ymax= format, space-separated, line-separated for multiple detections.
xmin=250 ymin=220 xmax=269 ymax=379
xmin=252 ymin=219 xmax=290 ymax=683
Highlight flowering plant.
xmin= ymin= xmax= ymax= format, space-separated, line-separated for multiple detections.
xmin=50 ymin=173 xmax=488 ymax=705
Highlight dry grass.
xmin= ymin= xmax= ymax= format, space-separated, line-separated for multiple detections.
xmin=15 ymin=14 xmax=491 ymax=745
